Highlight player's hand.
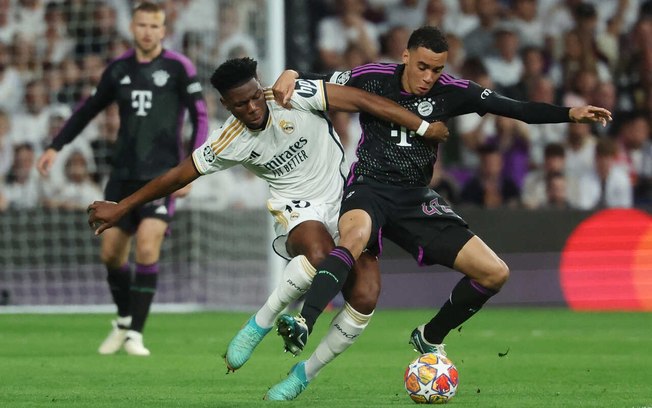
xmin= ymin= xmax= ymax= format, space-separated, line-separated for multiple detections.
xmin=36 ymin=148 xmax=58 ymax=177
xmin=87 ymin=200 xmax=121 ymax=236
xmin=569 ymin=106 xmax=613 ymax=127
xmin=172 ymin=183 xmax=192 ymax=198
xmin=272 ymin=70 xmax=298 ymax=108
xmin=423 ymin=121 xmax=449 ymax=143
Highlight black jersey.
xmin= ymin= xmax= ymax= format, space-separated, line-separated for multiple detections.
xmin=51 ymin=49 xmax=209 ymax=181
xmin=318 ymin=63 xmax=571 ymax=186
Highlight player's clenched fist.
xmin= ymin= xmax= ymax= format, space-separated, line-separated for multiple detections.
xmin=87 ymin=200 xmax=121 ymax=235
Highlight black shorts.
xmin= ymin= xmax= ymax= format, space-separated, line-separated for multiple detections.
xmin=340 ymin=179 xmax=474 ymax=268
xmin=104 ymin=178 xmax=175 ymax=234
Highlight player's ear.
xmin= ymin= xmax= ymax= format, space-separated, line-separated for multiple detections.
xmin=402 ymin=49 xmax=409 ymax=64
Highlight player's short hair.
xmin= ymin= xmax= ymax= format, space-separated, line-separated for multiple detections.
xmin=407 ymin=26 xmax=448 ymax=53
xmin=544 ymin=143 xmax=565 ymax=159
xmin=210 ymin=57 xmax=258 ymax=95
xmin=133 ymin=1 xmax=163 ymax=16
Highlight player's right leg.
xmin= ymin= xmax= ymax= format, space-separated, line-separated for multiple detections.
xmin=98 ymin=227 xmax=132 ymax=355
xmin=266 ymin=253 xmax=380 ymax=401
xmin=225 ymin=220 xmax=330 ymax=370
xmin=279 ymin=209 xmax=372 ymax=352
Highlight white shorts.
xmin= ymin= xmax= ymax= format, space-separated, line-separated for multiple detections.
xmin=267 ymin=197 xmax=340 ymax=260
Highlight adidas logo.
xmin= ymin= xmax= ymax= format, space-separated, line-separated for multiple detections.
xmin=155 ymin=205 xmax=168 ymax=215
xmin=120 ymin=76 xmax=131 ymax=85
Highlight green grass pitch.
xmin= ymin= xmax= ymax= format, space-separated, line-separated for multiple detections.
xmin=1 ymin=309 xmax=650 ymax=407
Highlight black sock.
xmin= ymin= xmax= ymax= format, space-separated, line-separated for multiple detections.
xmin=129 ymin=263 xmax=158 ymax=333
xmin=424 ymin=277 xmax=497 ymax=344
xmin=107 ymin=264 xmax=131 ymax=318
xmin=301 ymin=246 xmax=354 ymax=333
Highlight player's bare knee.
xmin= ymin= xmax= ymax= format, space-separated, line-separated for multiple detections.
xmin=302 ymin=245 xmax=331 ymax=267
xmin=483 ymin=259 xmax=510 ymax=290
xmin=347 ymin=293 xmax=377 ymax=315
xmin=100 ymin=252 xmax=122 ymax=268
xmin=135 ymin=244 xmax=161 ymax=264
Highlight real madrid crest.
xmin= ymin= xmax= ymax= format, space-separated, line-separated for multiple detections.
xmin=280 ymin=120 xmax=295 ymax=134
xmin=152 ymin=70 xmax=170 ymax=87
xmin=418 ymin=100 xmax=434 ymax=116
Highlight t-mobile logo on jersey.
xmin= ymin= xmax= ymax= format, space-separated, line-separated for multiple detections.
xmin=131 ymin=90 xmax=153 ymax=116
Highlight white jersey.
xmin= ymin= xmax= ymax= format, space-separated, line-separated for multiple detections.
xmin=192 ymin=79 xmax=346 ymax=205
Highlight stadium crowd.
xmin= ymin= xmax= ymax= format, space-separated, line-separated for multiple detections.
xmin=0 ymin=0 xmax=651 ymax=213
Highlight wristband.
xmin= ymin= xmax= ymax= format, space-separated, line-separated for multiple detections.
xmin=416 ymin=120 xmax=429 ymax=136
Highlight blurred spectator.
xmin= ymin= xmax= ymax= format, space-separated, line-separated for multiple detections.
xmin=549 ymin=29 xmax=611 ymax=92
xmin=442 ymin=0 xmax=478 ymax=38
xmin=57 ymin=57 xmax=83 ymax=105
xmin=14 ymin=0 xmax=46 ymax=42
xmin=543 ymin=170 xmax=571 ymax=209
xmin=73 ymin=2 xmax=120 ymax=57
xmin=378 ymin=25 xmax=409 ymax=63
xmin=565 ymin=122 xmax=597 ymax=202
xmin=572 ymin=138 xmax=632 ymax=209
xmin=0 ymin=109 xmax=13 ymax=180
xmin=316 ymin=0 xmax=380 ymax=70
xmin=0 ymin=41 xmax=25 ymax=113
xmin=9 ymin=34 xmax=39 ymax=82
xmin=521 ymin=142 xmax=566 ymax=209
xmin=90 ymin=105 xmax=119 ymax=186
xmin=429 ymin=154 xmax=460 ymax=204
xmin=589 ymin=81 xmax=617 ymax=136
xmin=511 ymin=0 xmax=544 ymax=48
xmin=617 ymin=16 xmax=652 ymax=110
xmin=613 ymin=112 xmax=652 ymax=203
xmin=0 ymin=0 xmax=17 ymax=44
xmin=43 ymin=149 xmax=102 ymax=210
xmin=490 ymin=116 xmax=530 ymax=188
xmin=38 ymin=1 xmax=75 ymax=65
xmin=443 ymin=33 xmax=465 ymax=77
xmin=214 ymin=1 xmax=259 ymax=65
xmin=503 ymin=46 xmax=546 ymax=101
xmin=2 ymin=142 xmax=42 ymax=209
xmin=525 ymin=77 xmax=568 ymax=167
xmin=562 ymin=67 xmax=599 ymax=107
xmin=483 ymin=21 xmax=523 ymax=89
xmin=380 ymin=0 xmax=428 ymax=32
xmin=460 ymin=143 xmax=521 ymax=208
xmin=463 ymin=0 xmax=502 ymax=59
xmin=11 ymin=80 xmax=70 ymax=148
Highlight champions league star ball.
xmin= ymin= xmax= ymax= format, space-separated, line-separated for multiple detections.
xmin=404 ymin=353 xmax=459 ymax=404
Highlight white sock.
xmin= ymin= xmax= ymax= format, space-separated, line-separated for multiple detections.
xmin=304 ymin=303 xmax=373 ymax=381
xmin=255 ymin=255 xmax=316 ymax=329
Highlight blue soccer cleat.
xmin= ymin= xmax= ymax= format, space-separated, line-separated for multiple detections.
xmin=264 ymin=361 xmax=310 ymax=401
xmin=276 ymin=314 xmax=308 ymax=356
xmin=409 ymin=324 xmax=447 ymax=356
xmin=224 ymin=315 xmax=271 ymax=372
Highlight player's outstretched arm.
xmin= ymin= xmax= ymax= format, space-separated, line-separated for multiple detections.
xmin=324 ymin=83 xmax=449 ymax=142
xmin=87 ymin=157 xmax=201 ymax=235
xmin=36 ymin=148 xmax=58 ymax=177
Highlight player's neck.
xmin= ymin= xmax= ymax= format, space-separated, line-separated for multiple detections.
xmin=400 ymin=73 xmax=414 ymax=95
xmin=135 ymin=45 xmax=163 ymax=63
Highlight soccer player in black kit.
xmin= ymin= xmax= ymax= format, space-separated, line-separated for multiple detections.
xmin=269 ymin=26 xmax=611 ymax=398
xmin=36 ymin=2 xmax=208 ymax=356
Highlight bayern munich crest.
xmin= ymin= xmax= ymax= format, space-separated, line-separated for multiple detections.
xmin=418 ymin=100 xmax=434 ymax=116
xmin=152 ymin=70 xmax=170 ymax=87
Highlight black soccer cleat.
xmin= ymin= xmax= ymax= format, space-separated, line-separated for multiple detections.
xmin=276 ymin=314 xmax=309 ymax=356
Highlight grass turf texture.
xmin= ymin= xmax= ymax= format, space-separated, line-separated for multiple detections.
xmin=1 ymin=309 xmax=650 ymax=407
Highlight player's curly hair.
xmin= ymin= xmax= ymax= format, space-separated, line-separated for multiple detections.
xmin=407 ymin=26 xmax=448 ymax=53
xmin=210 ymin=57 xmax=258 ymax=95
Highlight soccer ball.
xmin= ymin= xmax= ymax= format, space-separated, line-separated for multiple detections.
xmin=404 ymin=353 xmax=459 ymax=404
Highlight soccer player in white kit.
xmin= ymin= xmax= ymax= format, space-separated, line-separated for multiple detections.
xmin=87 ymin=57 xmax=448 ymax=399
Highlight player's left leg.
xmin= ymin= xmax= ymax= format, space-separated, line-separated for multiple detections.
xmin=265 ymin=253 xmax=380 ymax=401
xmin=417 ymin=233 xmax=509 ymax=350
xmin=225 ymin=220 xmax=333 ymax=371
xmin=124 ymin=217 xmax=167 ymax=356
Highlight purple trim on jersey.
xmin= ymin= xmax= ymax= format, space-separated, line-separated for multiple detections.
xmin=347 ymin=126 xmax=367 ymax=186
xmin=112 ymin=48 xmax=135 ymax=63
xmin=162 ymin=49 xmax=197 ymax=76
xmin=352 ymin=62 xmax=398 ymax=73
xmin=331 ymin=248 xmax=354 ymax=268
xmin=400 ymin=90 xmax=413 ymax=96
xmin=176 ymin=110 xmax=185 ymax=161
xmin=417 ymin=246 xmax=425 ymax=266
xmin=193 ymin=99 xmax=209 ymax=148
xmin=470 ymin=279 xmax=495 ymax=296
xmin=136 ymin=262 xmax=159 ymax=275
xmin=377 ymin=227 xmax=384 ymax=257
xmin=438 ymin=73 xmax=469 ymax=88
xmin=352 ymin=69 xmax=396 ymax=78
